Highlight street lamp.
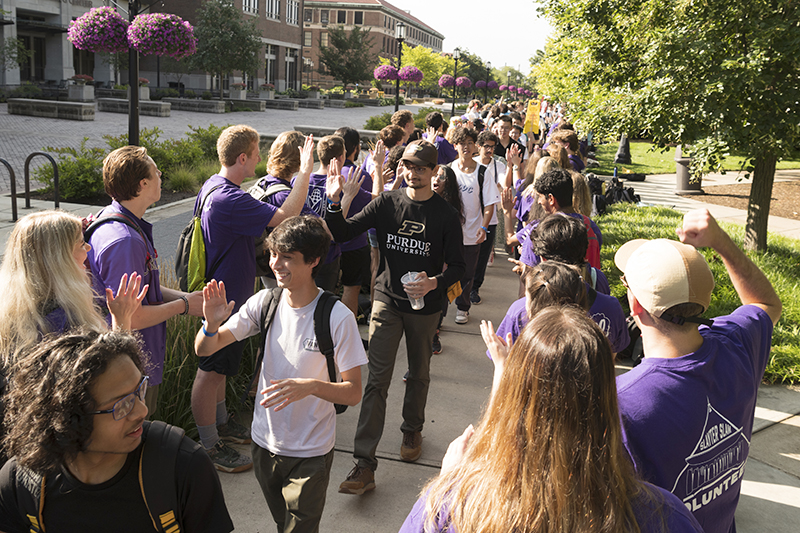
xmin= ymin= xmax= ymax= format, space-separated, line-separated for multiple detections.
xmin=484 ymin=61 xmax=491 ymax=105
xmin=394 ymin=22 xmax=405 ymax=112
xmin=450 ymin=47 xmax=460 ymax=118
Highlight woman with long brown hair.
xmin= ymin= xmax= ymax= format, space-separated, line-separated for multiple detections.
xmin=400 ymin=306 xmax=702 ymax=533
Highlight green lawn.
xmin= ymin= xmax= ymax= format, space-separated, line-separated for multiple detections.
xmin=599 ymin=203 xmax=800 ymax=385
xmin=592 ymin=141 xmax=800 ymax=176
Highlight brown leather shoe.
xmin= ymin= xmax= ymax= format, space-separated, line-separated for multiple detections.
xmin=338 ymin=463 xmax=375 ymax=495
xmin=400 ymin=430 xmax=422 ymax=462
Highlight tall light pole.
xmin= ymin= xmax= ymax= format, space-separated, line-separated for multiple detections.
xmin=484 ymin=61 xmax=491 ymax=105
xmin=128 ymin=0 xmax=141 ymax=145
xmin=394 ymin=22 xmax=405 ymax=112
xmin=450 ymin=47 xmax=460 ymax=118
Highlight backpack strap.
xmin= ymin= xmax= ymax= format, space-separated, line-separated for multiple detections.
xmin=586 ymin=285 xmax=598 ymax=309
xmin=589 ymin=266 xmax=598 ymax=290
xmin=313 ymin=291 xmax=347 ymax=414
xmin=240 ymin=287 xmax=284 ymax=406
xmin=477 ymin=164 xmax=487 ymax=213
xmin=84 ymin=212 xmax=146 ymax=244
xmin=139 ymin=420 xmax=185 ymax=532
xmin=195 ymin=184 xmax=224 ymax=280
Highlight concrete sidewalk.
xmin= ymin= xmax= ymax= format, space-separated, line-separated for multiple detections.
xmin=0 ymin=163 xmax=798 ymax=530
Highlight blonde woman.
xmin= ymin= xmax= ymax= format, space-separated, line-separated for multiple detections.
xmin=0 ymin=210 xmax=146 ymax=367
xmin=400 ymin=306 xmax=703 ymax=533
xmin=571 ymin=170 xmax=593 ymax=217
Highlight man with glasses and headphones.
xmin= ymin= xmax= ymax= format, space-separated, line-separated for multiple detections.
xmin=0 ymin=330 xmax=233 ymax=533
xmin=325 ymin=140 xmax=465 ymax=495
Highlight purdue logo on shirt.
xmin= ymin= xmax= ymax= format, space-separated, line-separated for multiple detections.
xmin=303 ymin=338 xmax=320 ymax=351
xmin=397 ymin=220 xmax=425 ymax=236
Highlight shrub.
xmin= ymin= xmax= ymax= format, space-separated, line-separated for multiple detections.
xmin=163 ymin=164 xmax=199 ymax=192
xmin=364 ymin=111 xmax=393 ymax=130
xmin=378 ymin=97 xmax=403 ymax=106
xmin=413 ymin=106 xmax=447 ymax=129
xmin=186 ymin=123 xmax=229 ymax=160
xmin=151 ymin=88 xmax=179 ymax=100
xmin=9 ymin=83 xmax=43 ymax=99
xmin=254 ymin=159 xmax=268 ymax=177
xmin=183 ymin=89 xmax=196 ymax=98
xmin=104 ymin=127 xmax=204 ymax=175
xmin=194 ymin=158 xmax=221 ymax=183
xmin=202 ymin=90 xmax=212 ymax=100
xmin=345 ymin=101 xmax=364 ymax=108
xmin=34 ymin=138 xmax=106 ymax=199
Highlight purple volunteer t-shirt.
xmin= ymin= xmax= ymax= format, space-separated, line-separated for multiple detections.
xmin=339 ymin=164 xmax=373 ymax=252
xmin=399 ymin=483 xmax=702 ymax=533
xmin=515 ymin=192 xmax=536 ymax=224
xmin=291 ymin=172 xmax=341 ymax=264
xmin=87 ymin=201 xmax=166 ymax=384
xmin=422 ymin=133 xmax=458 ymax=165
xmin=617 ymin=305 xmax=773 ymax=533
xmin=569 ymin=154 xmax=585 ymax=172
xmin=197 ymin=175 xmax=277 ymax=314
xmin=520 ymin=212 xmax=602 ymax=268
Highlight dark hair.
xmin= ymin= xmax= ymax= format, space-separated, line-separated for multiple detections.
xmin=408 ymin=128 xmax=424 ymax=143
xmin=534 ymin=168 xmax=574 ymax=209
xmin=525 ymin=261 xmax=588 ymax=319
xmin=378 ymin=125 xmax=405 ymax=148
xmin=512 ymin=124 xmax=523 ymax=134
xmin=509 ymin=112 xmax=522 ymax=122
xmin=425 ymin=112 xmax=444 ymax=130
xmin=477 ymin=131 xmax=498 ymax=146
xmin=471 ymin=119 xmax=485 ymax=132
xmin=386 ymin=145 xmax=405 ymax=173
xmin=4 ymin=329 xmax=145 ymax=474
xmin=451 ymin=127 xmax=477 ymax=145
xmin=532 ymin=214 xmax=588 ymax=265
xmin=334 ymin=127 xmax=360 ymax=159
xmin=435 ymin=166 xmax=465 ymax=225
xmin=266 ymin=216 xmax=331 ymax=277
xmin=103 ymin=146 xmax=152 ymax=201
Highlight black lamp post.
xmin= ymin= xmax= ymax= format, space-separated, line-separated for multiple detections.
xmin=127 ymin=0 xmax=141 ymax=145
xmin=450 ymin=47 xmax=460 ymax=118
xmin=483 ymin=61 xmax=491 ymax=105
xmin=394 ymin=22 xmax=405 ymax=112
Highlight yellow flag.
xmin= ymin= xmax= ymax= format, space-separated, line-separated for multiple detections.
xmin=524 ymin=99 xmax=540 ymax=135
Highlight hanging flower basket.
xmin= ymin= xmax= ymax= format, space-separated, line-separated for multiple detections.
xmin=456 ymin=77 xmax=472 ymax=88
xmin=475 ymin=80 xmax=487 ymax=89
xmin=438 ymin=74 xmax=455 ymax=88
xmin=68 ymin=7 xmax=129 ymax=54
xmin=398 ymin=66 xmax=423 ymax=83
xmin=508 ymin=85 xmax=516 ymax=92
xmin=488 ymin=81 xmax=499 ymax=90
xmin=128 ymin=13 xmax=197 ymax=60
xmin=499 ymin=84 xmax=508 ymax=91
xmin=374 ymin=65 xmax=398 ymax=81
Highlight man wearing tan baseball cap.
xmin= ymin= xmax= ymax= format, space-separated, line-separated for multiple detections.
xmin=614 ymin=209 xmax=781 ymax=533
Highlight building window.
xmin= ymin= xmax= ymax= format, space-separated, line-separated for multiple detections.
xmin=320 ymin=10 xmax=328 ymax=25
xmin=320 ymin=32 xmax=328 ymax=47
xmin=265 ymin=44 xmax=277 ymax=85
xmin=304 ymin=8 xmax=312 ymax=22
xmin=243 ymin=0 xmax=258 ymax=15
xmin=304 ymin=31 xmax=312 ymax=47
xmin=337 ymin=10 xmax=346 ymax=24
xmin=266 ymin=0 xmax=279 ymax=19
xmin=286 ymin=0 xmax=299 ymax=25
xmin=285 ymin=48 xmax=298 ymax=90
xmin=354 ymin=11 xmax=363 ymax=25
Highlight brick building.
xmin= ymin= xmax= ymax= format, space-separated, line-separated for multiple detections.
xmin=301 ymin=0 xmax=443 ymax=89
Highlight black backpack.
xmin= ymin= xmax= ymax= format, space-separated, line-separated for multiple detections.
xmin=247 ymin=180 xmax=292 ymax=277
xmin=15 ymin=421 xmax=186 ymax=532
xmin=175 ymin=185 xmax=223 ymax=292
xmin=448 ymin=163 xmax=487 ymax=212
xmin=243 ymin=288 xmax=348 ymax=414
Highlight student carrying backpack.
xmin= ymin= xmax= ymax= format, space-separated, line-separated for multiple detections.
xmin=175 ymin=185 xmax=223 ymax=292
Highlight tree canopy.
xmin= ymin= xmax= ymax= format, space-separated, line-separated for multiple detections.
xmin=536 ymin=0 xmax=800 ymax=251
xmin=190 ymin=0 xmax=262 ymax=97
xmin=318 ymin=26 xmax=376 ymax=88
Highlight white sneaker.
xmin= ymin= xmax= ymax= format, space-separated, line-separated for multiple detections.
xmin=455 ymin=310 xmax=469 ymax=324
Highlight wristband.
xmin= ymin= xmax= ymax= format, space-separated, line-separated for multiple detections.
xmin=326 ymin=198 xmax=342 ymax=212
xmin=179 ymin=295 xmax=189 ymax=316
xmin=481 ymin=226 xmax=489 ymax=232
xmin=202 ymin=321 xmax=218 ymax=337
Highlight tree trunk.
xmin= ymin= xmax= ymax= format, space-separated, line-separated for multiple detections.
xmin=744 ymin=154 xmax=777 ymax=252
xmin=218 ymin=72 xmax=224 ymax=100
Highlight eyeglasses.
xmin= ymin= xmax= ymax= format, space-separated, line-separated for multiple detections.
xmin=480 ymin=144 xmax=496 ymax=150
xmin=620 ymin=275 xmax=629 ymax=289
xmin=404 ymin=163 xmax=431 ymax=174
xmin=92 ymin=375 xmax=148 ymax=420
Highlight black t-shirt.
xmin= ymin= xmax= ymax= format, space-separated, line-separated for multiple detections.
xmin=494 ymin=137 xmax=526 ymax=161
xmin=326 ymin=189 xmax=466 ymax=314
xmin=0 ymin=434 xmax=233 ymax=533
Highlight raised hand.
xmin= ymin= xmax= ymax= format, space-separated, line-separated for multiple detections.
xmin=202 ymin=280 xmax=235 ymax=328
xmin=107 ymin=272 xmax=148 ymax=331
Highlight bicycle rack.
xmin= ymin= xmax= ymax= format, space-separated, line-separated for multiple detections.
xmin=0 ymin=158 xmax=17 ymax=222
xmin=24 ymin=151 xmax=60 ymax=211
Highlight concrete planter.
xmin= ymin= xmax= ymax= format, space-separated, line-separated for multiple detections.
xmin=68 ymin=84 xmax=94 ymax=102
xmin=126 ymin=86 xmax=150 ymax=100
xmin=230 ymin=88 xmax=247 ymax=99
xmin=308 ymin=91 xmax=320 ymax=99
xmin=344 ymin=91 xmax=353 ymax=99
xmin=259 ymin=90 xmax=275 ymax=99
xmin=674 ymin=145 xmax=704 ymax=195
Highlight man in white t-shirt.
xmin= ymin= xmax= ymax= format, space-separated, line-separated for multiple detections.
xmin=450 ymin=127 xmax=501 ymax=324
xmin=196 ymin=215 xmax=367 ymax=532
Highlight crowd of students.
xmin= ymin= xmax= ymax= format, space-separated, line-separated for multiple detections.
xmin=0 ymin=103 xmax=781 ymax=533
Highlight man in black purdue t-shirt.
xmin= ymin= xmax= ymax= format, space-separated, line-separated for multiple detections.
xmin=325 ymin=140 xmax=465 ymax=495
